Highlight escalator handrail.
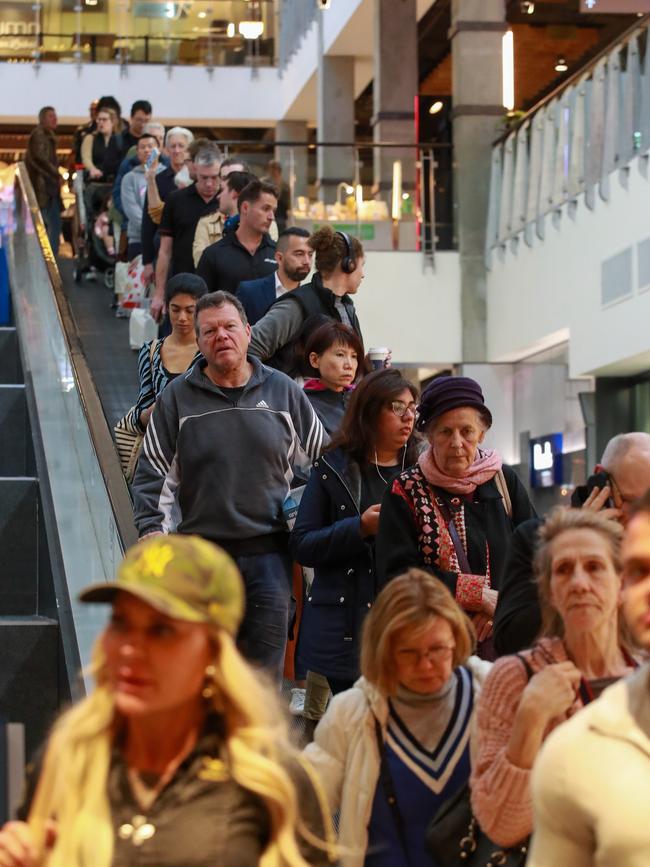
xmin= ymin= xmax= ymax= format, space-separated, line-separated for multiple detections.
xmin=14 ymin=162 xmax=138 ymax=551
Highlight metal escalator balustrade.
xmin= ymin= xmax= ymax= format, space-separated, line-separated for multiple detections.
xmin=4 ymin=163 xmax=137 ymax=703
xmin=486 ymin=14 xmax=650 ymax=265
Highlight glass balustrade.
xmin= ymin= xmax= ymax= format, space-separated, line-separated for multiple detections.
xmin=486 ymin=18 xmax=650 ymax=266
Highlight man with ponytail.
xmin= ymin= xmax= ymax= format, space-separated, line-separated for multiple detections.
xmin=0 ymin=534 xmax=336 ymax=867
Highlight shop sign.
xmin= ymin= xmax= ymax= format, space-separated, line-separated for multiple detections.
xmin=581 ymin=1 xmax=650 ymax=11
xmin=0 ymin=3 xmax=37 ymax=53
xmin=530 ymin=433 xmax=563 ymax=489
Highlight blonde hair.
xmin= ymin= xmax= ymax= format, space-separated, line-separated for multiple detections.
xmin=96 ymin=107 xmax=117 ymax=131
xmin=535 ymin=507 xmax=623 ymax=638
xmin=28 ymin=628 xmax=330 ymax=867
xmin=360 ymin=569 xmax=476 ymax=696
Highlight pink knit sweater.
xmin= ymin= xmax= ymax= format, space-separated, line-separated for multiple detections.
xmin=470 ymin=637 xmax=583 ymax=847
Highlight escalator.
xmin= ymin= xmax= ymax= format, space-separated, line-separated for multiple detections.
xmin=0 ymin=164 xmax=138 ymax=818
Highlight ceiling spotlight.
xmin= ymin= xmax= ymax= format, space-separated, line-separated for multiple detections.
xmin=429 ymin=100 xmax=444 ymax=115
xmin=554 ymin=57 xmax=568 ymax=72
xmin=521 ymin=1 xmax=534 ymax=13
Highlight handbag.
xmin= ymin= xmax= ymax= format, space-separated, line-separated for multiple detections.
xmin=426 ymin=655 xmax=534 ymax=866
xmin=113 ymin=339 xmax=158 ymax=482
xmin=426 ymin=783 xmax=528 ymax=866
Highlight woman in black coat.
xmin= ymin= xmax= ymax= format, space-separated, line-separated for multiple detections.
xmin=375 ymin=375 xmax=536 ymax=658
xmin=291 ymin=369 xmax=420 ymax=695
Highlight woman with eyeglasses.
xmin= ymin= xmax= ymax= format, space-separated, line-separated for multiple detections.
xmin=304 ymin=569 xmax=490 ymax=867
xmin=291 ymin=369 xmax=420 ymax=700
xmin=376 ymin=376 xmax=536 ymax=659
xmin=81 ymin=107 xmax=118 ymax=181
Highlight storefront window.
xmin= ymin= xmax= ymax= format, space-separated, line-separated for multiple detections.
xmin=0 ymin=0 xmax=276 ymax=66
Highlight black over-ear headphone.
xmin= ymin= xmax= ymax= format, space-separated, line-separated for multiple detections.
xmin=336 ymin=230 xmax=356 ymax=274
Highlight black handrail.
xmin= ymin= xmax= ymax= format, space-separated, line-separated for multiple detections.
xmin=14 ymin=163 xmax=138 ymax=552
xmin=198 ymin=140 xmax=451 ymax=149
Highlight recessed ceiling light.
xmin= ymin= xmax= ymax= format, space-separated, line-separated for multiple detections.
xmin=555 ymin=57 xmax=568 ymax=72
xmin=429 ymin=100 xmax=444 ymax=115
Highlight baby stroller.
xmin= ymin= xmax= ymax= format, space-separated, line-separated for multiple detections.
xmin=71 ymin=173 xmax=116 ymax=290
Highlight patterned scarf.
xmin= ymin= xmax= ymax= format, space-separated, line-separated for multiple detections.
xmin=418 ymin=446 xmax=502 ymax=495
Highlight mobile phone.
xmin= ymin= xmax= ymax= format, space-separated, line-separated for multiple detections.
xmin=145 ymin=147 xmax=159 ymax=169
xmin=585 ymin=471 xmax=614 ymax=508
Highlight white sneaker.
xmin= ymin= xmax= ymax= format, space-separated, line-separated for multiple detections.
xmin=289 ymin=687 xmax=306 ymax=716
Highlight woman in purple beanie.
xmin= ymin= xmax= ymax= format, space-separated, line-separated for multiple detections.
xmin=375 ymin=375 xmax=536 ymax=657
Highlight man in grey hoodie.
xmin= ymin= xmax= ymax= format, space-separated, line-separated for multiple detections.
xmin=120 ymin=133 xmax=164 ymax=261
xmin=132 ymin=290 xmax=327 ymax=675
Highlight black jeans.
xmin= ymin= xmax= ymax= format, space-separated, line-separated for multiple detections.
xmin=327 ymin=677 xmax=355 ymax=696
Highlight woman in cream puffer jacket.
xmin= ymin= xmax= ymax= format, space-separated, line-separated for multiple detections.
xmin=304 ymin=569 xmax=491 ymax=867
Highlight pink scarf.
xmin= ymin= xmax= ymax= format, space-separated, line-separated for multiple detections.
xmin=418 ymin=446 xmax=502 ymax=495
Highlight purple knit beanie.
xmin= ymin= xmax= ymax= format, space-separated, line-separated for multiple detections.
xmin=416 ymin=376 xmax=492 ymax=432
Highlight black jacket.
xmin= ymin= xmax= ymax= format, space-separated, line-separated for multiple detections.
xmin=291 ymin=448 xmax=377 ymax=680
xmin=375 ymin=464 xmax=536 ymax=596
xmin=493 ymin=517 xmax=543 ymax=655
xmin=304 ymin=380 xmax=351 ymax=436
xmin=263 ymin=273 xmax=363 ymax=377
xmin=196 ymin=230 xmax=277 ymax=294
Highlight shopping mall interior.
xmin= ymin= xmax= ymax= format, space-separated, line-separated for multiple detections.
xmin=1 ymin=0 xmax=650 ymax=836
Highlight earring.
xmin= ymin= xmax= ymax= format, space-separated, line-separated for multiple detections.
xmin=202 ymin=664 xmax=217 ymax=700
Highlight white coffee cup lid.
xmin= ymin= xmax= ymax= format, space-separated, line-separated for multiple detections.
xmin=368 ymin=346 xmax=390 ymax=355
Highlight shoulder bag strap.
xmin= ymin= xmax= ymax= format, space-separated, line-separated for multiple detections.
xmin=494 ymin=469 xmax=513 ymax=519
xmin=514 ymin=652 xmax=534 ymax=682
xmin=373 ymin=715 xmax=413 ymax=867
xmin=149 ymin=337 xmax=159 ymax=369
xmin=435 ymin=494 xmax=472 ymax=575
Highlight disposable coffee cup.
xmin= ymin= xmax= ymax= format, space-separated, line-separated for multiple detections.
xmin=368 ymin=347 xmax=390 ymax=370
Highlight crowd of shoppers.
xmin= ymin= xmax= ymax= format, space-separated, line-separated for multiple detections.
xmin=13 ymin=100 xmax=650 ymax=867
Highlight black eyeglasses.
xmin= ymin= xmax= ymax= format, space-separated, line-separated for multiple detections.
xmin=389 ymin=400 xmax=417 ymax=419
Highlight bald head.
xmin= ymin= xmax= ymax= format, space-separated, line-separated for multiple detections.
xmin=601 ymin=433 xmax=650 ymax=472
xmin=600 ymin=432 xmax=650 ymax=518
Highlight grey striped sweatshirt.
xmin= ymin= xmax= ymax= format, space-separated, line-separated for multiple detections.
xmin=132 ymin=356 xmax=327 ymax=543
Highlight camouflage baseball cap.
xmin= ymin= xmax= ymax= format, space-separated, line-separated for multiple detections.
xmin=79 ymin=534 xmax=245 ymax=635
